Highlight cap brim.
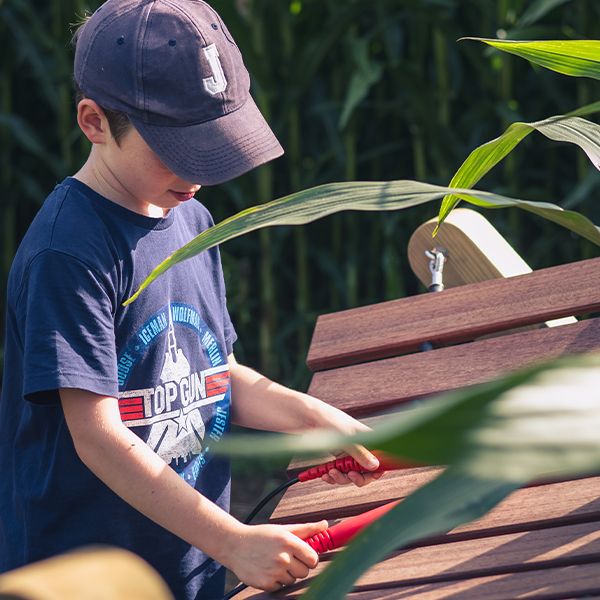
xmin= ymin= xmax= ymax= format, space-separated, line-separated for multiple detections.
xmin=130 ymin=95 xmax=284 ymax=186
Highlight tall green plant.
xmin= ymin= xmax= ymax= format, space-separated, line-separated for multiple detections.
xmin=438 ymin=39 xmax=600 ymax=227
xmin=6 ymin=0 xmax=600 ymax=387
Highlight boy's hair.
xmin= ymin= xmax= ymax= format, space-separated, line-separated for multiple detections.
xmin=71 ymin=16 xmax=132 ymax=146
xmin=72 ymin=80 xmax=132 ymax=146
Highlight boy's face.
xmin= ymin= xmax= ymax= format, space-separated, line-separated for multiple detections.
xmin=102 ymin=123 xmax=201 ymax=215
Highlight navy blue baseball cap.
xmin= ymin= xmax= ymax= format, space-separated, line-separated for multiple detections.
xmin=74 ymin=0 xmax=283 ymax=185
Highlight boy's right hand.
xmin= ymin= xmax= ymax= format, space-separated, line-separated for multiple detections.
xmin=227 ymin=521 xmax=327 ymax=592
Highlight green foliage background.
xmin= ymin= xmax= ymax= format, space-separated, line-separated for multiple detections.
xmin=2 ymin=0 xmax=600 ymax=389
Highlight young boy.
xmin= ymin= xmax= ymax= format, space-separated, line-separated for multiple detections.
xmin=0 ymin=1 xmax=382 ymax=598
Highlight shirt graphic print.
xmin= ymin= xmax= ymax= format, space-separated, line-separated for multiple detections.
xmin=117 ymin=302 xmax=230 ymax=484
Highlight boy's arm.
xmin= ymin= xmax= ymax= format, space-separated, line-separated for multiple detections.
xmin=228 ymin=355 xmax=382 ymax=486
xmin=60 ymin=388 xmax=326 ymax=591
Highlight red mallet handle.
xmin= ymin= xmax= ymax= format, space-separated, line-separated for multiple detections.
xmin=297 ymin=451 xmax=415 ymax=482
xmin=303 ymin=500 xmax=400 ymax=553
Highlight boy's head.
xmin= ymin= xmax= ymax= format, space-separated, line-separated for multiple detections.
xmin=72 ymin=0 xmax=283 ymax=185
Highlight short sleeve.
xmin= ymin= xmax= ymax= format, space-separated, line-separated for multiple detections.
xmin=223 ymin=301 xmax=237 ymax=355
xmin=18 ymin=250 xmax=119 ymax=403
xmin=213 ymin=247 xmax=237 ymax=355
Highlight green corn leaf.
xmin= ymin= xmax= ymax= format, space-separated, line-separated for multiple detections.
xmin=303 ymin=470 xmax=520 ymax=600
xmin=304 ymin=353 xmax=600 ymax=599
xmin=213 ymin=352 xmax=600 ymax=598
xmin=0 ymin=113 xmax=64 ymax=175
xmin=214 ymin=353 xmax=600 ymax=482
xmin=339 ymin=35 xmax=384 ymax=130
xmin=462 ymin=38 xmax=600 ymax=80
xmin=437 ymin=100 xmax=600 ymax=231
xmin=123 ymin=180 xmax=600 ymax=305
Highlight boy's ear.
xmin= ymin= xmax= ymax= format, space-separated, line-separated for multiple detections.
xmin=77 ymin=99 xmax=111 ymax=145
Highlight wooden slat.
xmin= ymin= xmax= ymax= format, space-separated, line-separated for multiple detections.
xmin=348 ymin=563 xmax=600 ymax=599
xmin=237 ymin=521 xmax=600 ymax=599
xmin=239 ymin=563 xmax=600 ymax=599
xmin=306 ymin=257 xmax=600 ymax=371
xmin=270 ymin=475 xmax=600 ymax=533
xmin=307 ymin=318 xmax=600 ymax=415
xmin=271 ymin=467 xmax=440 ymax=524
xmin=318 ymin=521 xmax=600 ymax=586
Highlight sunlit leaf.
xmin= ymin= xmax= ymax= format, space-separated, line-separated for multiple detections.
xmin=215 ymin=353 xmax=600 ymax=482
xmin=437 ymin=101 xmax=600 ymax=230
xmin=214 ymin=351 xmax=600 ymax=598
xmin=303 ymin=470 xmax=519 ymax=600
xmin=123 ymin=181 xmax=600 ymax=305
xmin=304 ymin=353 xmax=600 ymax=599
xmin=462 ymin=38 xmax=600 ymax=80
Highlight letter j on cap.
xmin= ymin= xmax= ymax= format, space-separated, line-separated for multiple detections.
xmin=202 ymin=44 xmax=227 ymax=95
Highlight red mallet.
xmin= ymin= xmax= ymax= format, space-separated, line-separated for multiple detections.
xmin=303 ymin=500 xmax=401 ymax=553
xmin=297 ymin=451 xmax=417 ymax=483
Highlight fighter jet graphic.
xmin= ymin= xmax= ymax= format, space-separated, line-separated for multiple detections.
xmin=147 ymin=315 xmax=205 ymax=466
xmin=160 ymin=320 xmax=191 ymax=385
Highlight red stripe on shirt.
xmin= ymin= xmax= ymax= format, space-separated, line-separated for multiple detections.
xmin=119 ymin=397 xmax=143 ymax=407
xmin=206 ymin=374 xmax=229 ymax=383
xmin=119 ymin=405 xmax=144 ymax=414
xmin=207 ymin=379 xmax=229 ymax=389
xmin=207 ymin=386 xmax=228 ymax=396
xmin=121 ymin=411 xmax=144 ymax=421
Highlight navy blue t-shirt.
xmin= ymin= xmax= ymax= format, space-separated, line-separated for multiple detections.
xmin=0 ymin=177 xmax=237 ymax=599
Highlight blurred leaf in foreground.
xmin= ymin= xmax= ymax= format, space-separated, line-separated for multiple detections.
xmin=214 ymin=353 xmax=600 ymax=482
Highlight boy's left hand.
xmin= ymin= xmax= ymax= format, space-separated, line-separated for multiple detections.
xmin=321 ymin=445 xmax=384 ymax=488
xmin=313 ymin=404 xmax=385 ymax=488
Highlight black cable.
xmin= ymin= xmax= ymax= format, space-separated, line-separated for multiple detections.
xmin=243 ymin=476 xmax=299 ymax=525
xmin=223 ymin=582 xmax=248 ymax=600
xmin=222 ymin=476 xmax=301 ymax=599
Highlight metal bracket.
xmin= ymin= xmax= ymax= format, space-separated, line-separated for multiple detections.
xmin=425 ymin=248 xmax=447 ymax=293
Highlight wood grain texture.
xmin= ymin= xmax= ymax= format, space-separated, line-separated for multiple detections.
xmin=237 ymin=520 xmax=600 ymax=599
xmin=270 ymin=467 xmax=441 ymax=524
xmin=306 ymin=257 xmax=600 ymax=371
xmin=406 ymin=210 xmax=577 ymax=330
xmin=307 ymin=317 xmax=600 ymax=415
xmin=318 ymin=521 xmax=600 ymax=586
xmin=270 ymin=475 xmax=600 ymax=535
xmin=238 ymin=563 xmax=600 ymax=599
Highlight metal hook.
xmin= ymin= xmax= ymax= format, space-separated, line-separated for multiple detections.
xmin=425 ymin=248 xmax=447 ymax=292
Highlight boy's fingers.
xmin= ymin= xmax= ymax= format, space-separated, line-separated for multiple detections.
xmin=284 ymin=520 xmax=328 ymax=538
xmin=347 ymin=471 xmax=367 ymax=487
xmin=278 ymin=572 xmax=297 ymax=587
xmin=288 ymin=558 xmax=311 ymax=580
xmin=344 ymin=444 xmax=380 ymax=471
xmin=284 ymin=520 xmax=327 ymax=567
xmin=328 ymin=468 xmax=351 ymax=485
